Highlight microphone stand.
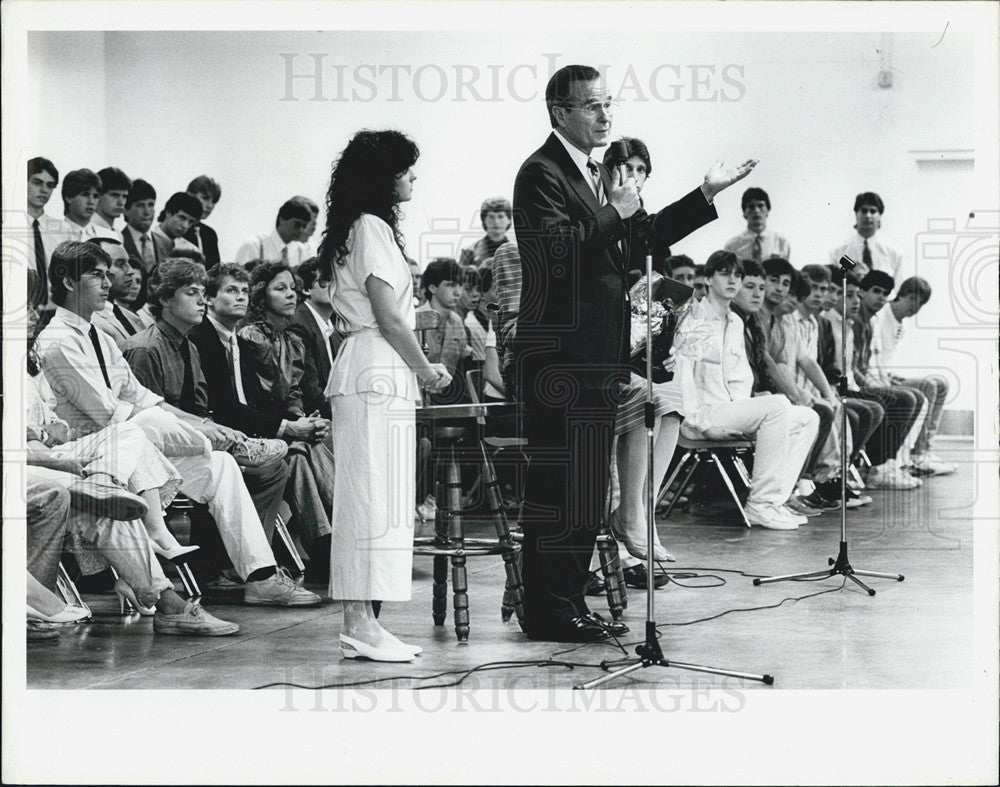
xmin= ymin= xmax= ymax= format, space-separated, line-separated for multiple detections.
xmin=752 ymin=255 xmax=905 ymax=593
xmin=577 ymin=255 xmax=773 ymax=689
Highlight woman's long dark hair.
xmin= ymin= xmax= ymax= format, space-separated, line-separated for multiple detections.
xmin=317 ymin=130 xmax=420 ymax=277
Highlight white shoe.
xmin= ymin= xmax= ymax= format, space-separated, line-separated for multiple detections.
xmin=339 ymin=634 xmax=415 ymax=662
xmin=244 ymin=566 xmax=322 ymax=606
xmin=744 ymin=501 xmax=800 ymax=530
xmin=911 ymin=455 xmax=956 ymax=476
xmin=868 ymin=465 xmax=919 ymax=490
xmin=778 ymin=505 xmax=809 ymax=526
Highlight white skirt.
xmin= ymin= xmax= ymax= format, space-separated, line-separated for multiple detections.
xmin=328 ymin=390 xmax=416 ymax=601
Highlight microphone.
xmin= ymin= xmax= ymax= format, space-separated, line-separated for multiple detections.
xmin=609 ymin=140 xmax=629 ymax=170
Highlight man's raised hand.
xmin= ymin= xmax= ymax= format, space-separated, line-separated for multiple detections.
xmin=609 ymin=166 xmax=640 ymax=219
xmin=701 ymin=159 xmax=759 ymax=201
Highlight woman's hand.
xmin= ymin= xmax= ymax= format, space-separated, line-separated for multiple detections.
xmin=419 ymin=363 xmax=452 ymax=392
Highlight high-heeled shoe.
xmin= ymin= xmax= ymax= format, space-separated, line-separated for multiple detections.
xmin=339 ymin=633 xmax=415 ymax=662
xmin=26 ymin=603 xmax=92 ymax=624
xmin=115 ymin=579 xmax=157 ymax=616
xmin=152 ymin=543 xmax=200 ymax=562
xmin=607 ymin=509 xmax=672 ymax=563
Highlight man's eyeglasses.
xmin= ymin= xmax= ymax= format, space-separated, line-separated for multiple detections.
xmin=557 ymin=100 xmax=619 ymax=115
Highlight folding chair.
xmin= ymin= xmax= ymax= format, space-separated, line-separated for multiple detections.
xmin=657 ymin=434 xmax=755 ymax=528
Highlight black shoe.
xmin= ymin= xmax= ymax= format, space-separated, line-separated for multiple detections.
xmin=815 ymin=481 xmax=864 ymax=509
xmin=584 ymin=570 xmax=606 ymax=597
xmin=584 ymin=611 xmax=630 ymax=637
xmin=622 ymin=564 xmax=669 ymax=590
xmin=523 ymin=615 xmax=613 ymax=643
xmin=802 ymin=489 xmax=839 ymax=511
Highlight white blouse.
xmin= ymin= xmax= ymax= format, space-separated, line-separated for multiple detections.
xmin=325 ymin=213 xmax=421 ymax=401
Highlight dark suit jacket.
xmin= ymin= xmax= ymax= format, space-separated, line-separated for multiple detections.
xmin=287 ymin=303 xmax=337 ymax=419
xmin=122 ymin=226 xmax=161 ymax=308
xmin=188 ymin=319 xmax=284 ymax=438
xmin=512 ymin=133 xmax=717 ymax=387
xmin=186 ymin=222 xmax=220 ymax=267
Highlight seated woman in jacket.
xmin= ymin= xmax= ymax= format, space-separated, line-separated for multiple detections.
xmin=238 ymin=261 xmax=335 ymax=574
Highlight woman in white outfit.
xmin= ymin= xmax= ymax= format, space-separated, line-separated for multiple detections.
xmin=318 ymin=130 xmax=451 ymax=662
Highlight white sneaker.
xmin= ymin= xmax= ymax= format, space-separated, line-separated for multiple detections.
xmin=868 ymin=465 xmax=919 ymax=490
xmin=230 ymin=438 xmax=288 ymax=467
xmin=778 ymin=505 xmax=809 ymax=526
xmin=744 ymin=501 xmax=800 ymax=530
xmin=244 ymin=567 xmax=322 ymax=606
xmin=912 ymin=455 xmax=956 ymax=476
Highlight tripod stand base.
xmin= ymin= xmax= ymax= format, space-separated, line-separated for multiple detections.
xmin=752 ymin=541 xmax=904 ymax=596
xmin=574 ymin=622 xmax=774 ymax=689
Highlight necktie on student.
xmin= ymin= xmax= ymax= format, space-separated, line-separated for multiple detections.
xmin=178 ymin=338 xmax=196 ymax=411
xmin=112 ymin=304 xmax=137 ymax=336
xmin=88 ymin=325 xmax=112 ymax=388
xmin=862 ymin=238 xmax=873 ymax=271
xmin=32 ymin=219 xmax=48 ymax=305
xmin=752 ymin=233 xmax=763 ymax=263
xmin=140 ymin=233 xmax=155 ymax=271
xmin=229 ymin=333 xmax=248 ymax=404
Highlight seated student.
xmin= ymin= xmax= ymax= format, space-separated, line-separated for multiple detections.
xmin=36 ymin=242 xmax=314 ymax=607
xmin=723 ymin=186 xmax=791 ymax=263
xmin=872 ymin=276 xmax=954 ymax=475
xmin=190 ymin=263 xmax=332 ymax=577
xmin=184 ymin=175 xmax=222 ymax=267
xmin=829 ymin=191 xmax=902 ymax=279
xmin=120 ymin=258 xmax=144 ymax=311
xmin=288 ymin=257 xmax=339 ymax=419
xmin=674 ymin=251 xmax=819 ymax=530
xmin=152 ymin=191 xmax=202 ymax=260
xmin=152 ymin=192 xmax=203 ymax=262
xmin=407 ymin=256 xmax=424 ymax=308
xmin=731 ymin=259 xmax=831 ymax=516
xmin=823 ymin=269 xmax=886 ymax=478
xmin=235 ymin=197 xmax=312 ymax=267
xmin=416 ymin=257 xmax=471 ymax=403
xmin=692 ymin=264 xmax=708 ymax=301
xmin=58 ymin=169 xmax=103 ymax=242
xmin=92 ymin=167 xmax=131 ymax=240
xmin=122 ymin=179 xmax=160 ymax=281
xmin=236 ymin=262 xmax=336 ymax=563
xmin=88 ymin=237 xmax=146 ymax=347
xmin=26 ymin=463 xmax=238 ymax=635
xmin=666 ymin=254 xmax=696 ymax=289
xmin=460 ymin=197 xmax=513 ymax=269
xmin=851 ymin=270 xmax=926 ymax=489
xmin=25 ymin=156 xmax=64 ymax=308
xmin=787 ymin=265 xmax=872 ymax=509
xmin=466 ymin=266 xmax=506 ymax=401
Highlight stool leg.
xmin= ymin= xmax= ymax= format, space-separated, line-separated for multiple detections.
xmin=445 ymin=446 xmax=470 ymax=642
xmin=710 ymin=451 xmax=751 ymax=528
xmin=432 ymin=469 xmax=448 ymax=626
xmin=109 ymin=566 xmax=135 ymax=615
xmin=273 ymin=514 xmax=306 ymax=576
xmin=478 ymin=440 xmax=525 ymax=625
xmin=596 ymin=530 xmax=626 ymax=621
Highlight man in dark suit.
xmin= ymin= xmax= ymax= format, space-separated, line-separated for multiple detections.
xmin=185 ymin=175 xmax=222 ymax=267
xmin=513 ymin=64 xmax=755 ymax=642
xmin=288 ymin=257 xmax=340 ymax=419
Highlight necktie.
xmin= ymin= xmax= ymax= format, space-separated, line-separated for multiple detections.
xmin=32 ymin=219 xmax=48 ymax=305
xmin=192 ymin=225 xmax=203 ymax=252
xmin=862 ymin=238 xmax=873 ymax=271
xmin=229 ymin=333 xmax=248 ymax=404
xmin=139 ymin=233 xmax=156 ymax=272
xmin=586 ymin=159 xmax=606 ymax=205
xmin=112 ymin=304 xmax=137 ymax=336
xmin=752 ymin=233 xmax=763 ymax=263
xmin=178 ymin=338 xmax=196 ymax=411
xmin=88 ymin=325 xmax=112 ymax=388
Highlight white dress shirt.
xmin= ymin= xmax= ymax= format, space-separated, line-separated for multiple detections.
xmin=829 ymin=232 xmax=903 ymax=279
xmin=723 ymin=228 xmax=791 ymax=262
xmin=874 ymin=302 xmax=905 ymax=370
xmin=35 ymin=306 xmax=164 ymax=437
xmin=235 ymin=228 xmax=308 ymax=266
xmin=554 ymin=129 xmax=602 ymax=200
xmin=91 ymin=213 xmax=124 ymax=241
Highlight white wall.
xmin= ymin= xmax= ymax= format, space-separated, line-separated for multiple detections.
xmin=25 ymin=29 xmax=992 ymax=408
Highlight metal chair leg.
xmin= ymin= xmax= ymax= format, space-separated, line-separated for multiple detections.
xmin=710 ymin=451 xmax=751 ymax=528
xmin=665 ymin=453 xmax=702 ymax=517
xmin=273 ymin=514 xmax=306 ymax=575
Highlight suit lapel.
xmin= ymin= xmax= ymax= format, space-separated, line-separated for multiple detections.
xmin=544 ymin=135 xmax=601 ymax=214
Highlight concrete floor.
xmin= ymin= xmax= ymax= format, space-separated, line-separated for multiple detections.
xmin=27 ymin=439 xmax=976 ymax=693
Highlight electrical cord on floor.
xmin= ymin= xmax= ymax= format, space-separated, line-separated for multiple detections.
xmin=252 ymin=658 xmax=607 ymax=691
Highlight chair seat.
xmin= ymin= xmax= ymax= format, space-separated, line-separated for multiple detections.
xmin=677 ymin=435 xmax=753 ymax=450
xmin=484 ymin=436 xmax=528 ymax=449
